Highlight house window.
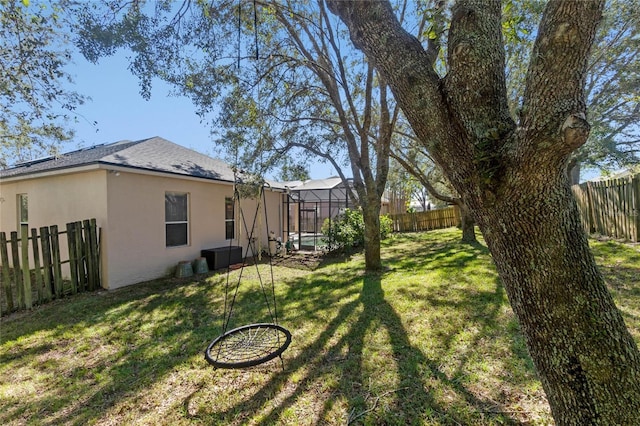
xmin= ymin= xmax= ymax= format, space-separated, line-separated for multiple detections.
xmin=225 ymin=197 xmax=234 ymax=240
xmin=17 ymin=194 xmax=28 ymax=227
xmin=165 ymin=192 xmax=189 ymax=247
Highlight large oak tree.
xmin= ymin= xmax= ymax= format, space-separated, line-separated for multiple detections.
xmin=326 ymin=0 xmax=640 ymax=424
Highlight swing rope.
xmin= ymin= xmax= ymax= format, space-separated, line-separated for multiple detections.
xmin=206 ymin=179 xmax=291 ymax=370
xmin=205 ymin=2 xmax=289 ymax=370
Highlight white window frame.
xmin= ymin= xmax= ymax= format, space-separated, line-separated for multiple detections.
xmin=165 ymin=192 xmax=189 ymax=247
xmin=225 ymin=196 xmax=235 ymax=240
xmin=17 ymin=193 xmax=28 ymax=228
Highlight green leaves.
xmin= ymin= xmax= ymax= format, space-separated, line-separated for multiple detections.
xmin=1 ymin=0 xmax=84 ymax=166
xmin=504 ymin=0 xmax=639 ymax=175
xmin=321 ymin=208 xmax=392 ymax=251
xmin=426 ymin=26 xmax=437 ymax=40
xmin=502 ymin=0 xmax=528 ymax=43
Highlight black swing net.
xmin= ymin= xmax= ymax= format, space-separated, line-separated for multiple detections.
xmin=204 ymin=180 xmax=291 ymax=369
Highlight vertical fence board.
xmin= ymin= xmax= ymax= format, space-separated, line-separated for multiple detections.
xmin=635 ymin=175 xmax=640 ymax=242
xmin=84 ymin=220 xmax=96 ymax=291
xmin=50 ymin=225 xmax=63 ymax=297
xmin=10 ymin=232 xmax=23 ymax=309
xmin=20 ymin=225 xmax=32 ymax=309
xmin=0 ymin=232 xmax=14 ymax=312
xmin=40 ymin=226 xmax=53 ymax=302
xmin=96 ymin=225 xmax=102 ymax=287
xmin=31 ymin=228 xmax=44 ymax=304
xmin=66 ymin=223 xmax=78 ymax=294
xmin=91 ymin=219 xmax=100 ymax=289
xmin=75 ymin=221 xmax=86 ymax=292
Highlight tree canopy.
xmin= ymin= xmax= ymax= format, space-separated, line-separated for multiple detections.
xmin=0 ymin=0 xmax=85 ymax=167
xmin=75 ymin=0 xmax=437 ymax=270
xmin=504 ymin=0 xmax=639 ymax=179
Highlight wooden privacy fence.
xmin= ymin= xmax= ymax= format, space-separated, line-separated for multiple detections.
xmin=572 ymin=174 xmax=640 ymax=242
xmin=0 ymin=219 xmax=100 ymax=316
xmin=390 ymin=206 xmax=461 ymax=232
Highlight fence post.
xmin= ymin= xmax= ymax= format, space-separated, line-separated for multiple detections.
xmin=20 ymin=225 xmax=32 ymax=309
xmin=626 ymin=176 xmax=633 ymax=240
xmin=31 ymin=228 xmax=44 ymax=305
xmin=40 ymin=226 xmax=53 ymax=301
xmin=84 ymin=219 xmax=97 ymax=290
xmin=0 ymin=232 xmax=14 ymax=313
xmin=634 ymin=175 xmax=640 ymax=242
xmin=74 ymin=221 xmax=86 ymax=291
xmin=66 ymin=223 xmax=79 ymax=294
xmin=50 ymin=225 xmax=63 ymax=297
xmin=584 ymin=182 xmax=594 ymax=234
xmin=9 ymin=232 xmax=23 ymax=308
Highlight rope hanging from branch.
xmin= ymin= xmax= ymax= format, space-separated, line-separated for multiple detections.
xmin=204 ymin=181 xmax=291 ymax=369
xmin=236 ymin=0 xmax=260 ymax=68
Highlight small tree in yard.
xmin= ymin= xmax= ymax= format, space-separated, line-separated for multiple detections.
xmin=327 ymin=0 xmax=640 ymax=424
xmin=74 ymin=0 xmax=414 ymax=272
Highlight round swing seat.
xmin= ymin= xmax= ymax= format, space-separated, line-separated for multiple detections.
xmin=204 ymin=323 xmax=292 ymax=369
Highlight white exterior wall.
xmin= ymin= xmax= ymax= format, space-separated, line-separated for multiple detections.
xmin=104 ymin=170 xmax=283 ymax=289
xmin=1 ymin=167 xmax=283 ymax=290
xmin=0 ymin=168 xmax=108 ymax=279
xmin=0 ymin=168 xmax=108 ymax=234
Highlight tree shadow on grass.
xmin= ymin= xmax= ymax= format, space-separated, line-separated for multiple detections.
xmin=0 ymin=273 xmax=229 ymax=425
xmin=192 ymin=267 xmax=525 ymax=425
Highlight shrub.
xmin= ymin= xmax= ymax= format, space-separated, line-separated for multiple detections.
xmin=322 ymin=208 xmax=392 ymax=251
xmin=380 ymin=214 xmax=393 ymax=239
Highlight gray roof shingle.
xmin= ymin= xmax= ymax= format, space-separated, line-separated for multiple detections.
xmin=0 ymin=137 xmax=236 ymax=182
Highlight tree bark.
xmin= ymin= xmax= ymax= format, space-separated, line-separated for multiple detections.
xmin=458 ymin=202 xmax=476 ymax=244
xmin=361 ymin=198 xmax=382 ymax=270
xmin=475 ymin=164 xmax=640 ymax=424
xmin=327 ymin=0 xmax=640 ymax=423
xmin=568 ymin=160 xmax=581 ymax=185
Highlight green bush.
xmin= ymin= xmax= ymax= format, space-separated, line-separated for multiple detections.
xmin=380 ymin=214 xmax=393 ymax=239
xmin=322 ymin=208 xmax=393 ymax=251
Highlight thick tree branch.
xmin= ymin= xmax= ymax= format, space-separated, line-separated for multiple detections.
xmin=444 ymin=0 xmax=513 ymax=143
xmin=375 ymin=76 xmax=393 ymax=199
xmin=521 ymin=0 xmax=605 ymax=154
xmin=325 ymin=0 xmax=454 ymax=159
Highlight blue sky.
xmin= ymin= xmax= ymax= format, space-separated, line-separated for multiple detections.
xmin=66 ymin=51 xmax=335 ymax=179
xmin=65 ymin=51 xmax=603 ymax=183
xmin=69 ymin=52 xmax=213 ymax=153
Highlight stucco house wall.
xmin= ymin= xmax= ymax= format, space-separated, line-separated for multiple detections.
xmin=0 ymin=168 xmax=108 ymax=279
xmin=0 ymin=168 xmax=108 ymax=233
xmin=104 ymin=168 xmax=282 ymax=289
xmin=0 ymin=137 xmax=284 ymax=290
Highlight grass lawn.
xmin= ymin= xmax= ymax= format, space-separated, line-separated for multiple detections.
xmin=1 ymin=229 xmax=638 ymax=425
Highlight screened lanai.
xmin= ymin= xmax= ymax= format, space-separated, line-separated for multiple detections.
xmin=281 ymin=177 xmax=355 ymax=251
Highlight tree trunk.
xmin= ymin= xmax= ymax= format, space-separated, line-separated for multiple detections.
xmin=326 ymin=1 xmax=640 ymax=422
xmin=458 ymin=203 xmax=477 ymax=244
xmin=474 ymin=170 xmax=640 ymax=424
xmin=568 ymin=160 xmax=581 ymax=185
xmin=361 ymin=201 xmax=382 ymax=271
